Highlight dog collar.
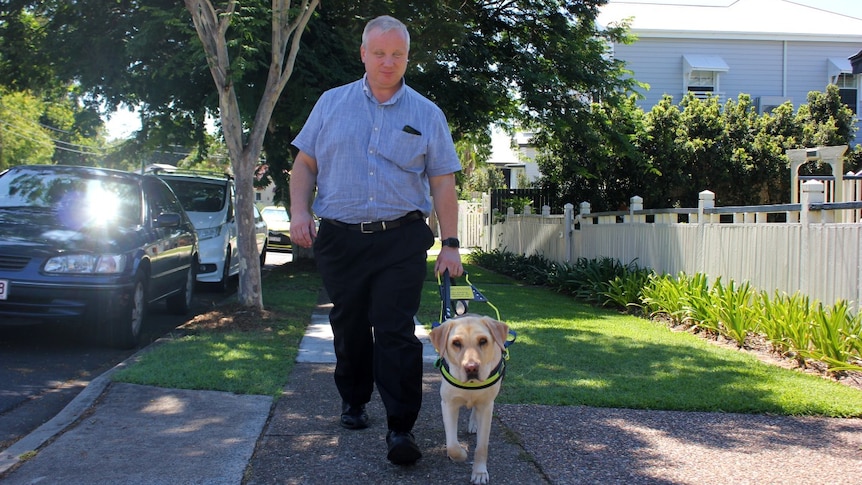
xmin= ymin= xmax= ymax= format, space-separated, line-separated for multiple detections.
xmin=434 ymin=350 xmax=508 ymax=390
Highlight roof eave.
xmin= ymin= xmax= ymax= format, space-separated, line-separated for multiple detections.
xmin=632 ymin=29 xmax=862 ymax=43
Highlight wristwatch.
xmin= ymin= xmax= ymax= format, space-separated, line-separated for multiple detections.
xmin=441 ymin=237 xmax=460 ymax=248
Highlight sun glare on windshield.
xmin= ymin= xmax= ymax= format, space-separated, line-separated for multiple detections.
xmin=84 ymin=180 xmax=123 ymax=223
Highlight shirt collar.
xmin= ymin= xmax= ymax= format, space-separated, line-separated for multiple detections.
xmin=361 ymin=73 xmax=406 ymax=106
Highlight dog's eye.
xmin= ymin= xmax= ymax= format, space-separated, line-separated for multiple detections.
xmin=478 ymin=337 xmax=488 ymax=346
xmin=451 ymin=339 xmax=462 ymax=349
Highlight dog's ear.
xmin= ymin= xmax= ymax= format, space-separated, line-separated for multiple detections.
xmin=481 ymin=317 xmax=510 ymax=350
xmin=430 ymin=320 xmax=452 ymax=356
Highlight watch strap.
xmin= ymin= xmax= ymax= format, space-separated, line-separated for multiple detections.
xmin=441 ymin=237 xmax=460 ymax=248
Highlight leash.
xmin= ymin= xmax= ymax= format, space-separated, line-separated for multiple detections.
xmin=431 ymin=270 xmax=516 ymax=389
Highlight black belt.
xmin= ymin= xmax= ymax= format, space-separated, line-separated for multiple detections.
xmin=323 ymin=211 xmax=423 ymax=234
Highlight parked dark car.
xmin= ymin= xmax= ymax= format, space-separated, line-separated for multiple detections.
xmin=0 ymin=165 xmax=199 ymax=348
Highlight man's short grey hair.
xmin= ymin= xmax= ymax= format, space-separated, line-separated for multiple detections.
xmin=362 ymin=15 xmax=410 ymax=50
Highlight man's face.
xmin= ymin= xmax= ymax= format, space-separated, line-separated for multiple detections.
xmin=360 ymin=28 xmax=409 ymax=93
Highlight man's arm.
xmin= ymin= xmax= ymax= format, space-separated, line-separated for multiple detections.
xmin=289 ymin=150 xmax=319 ymax=249
xmin=429 ymin=173 xmax=464 ymax=277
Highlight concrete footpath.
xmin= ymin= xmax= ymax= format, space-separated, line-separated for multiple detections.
xmin=2 ymin=295 xmax=862 ymax=484
xmin=0 ymin=296 xmax=547 ymax=485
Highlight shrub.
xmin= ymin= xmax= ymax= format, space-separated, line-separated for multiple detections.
xmin=676 ymin=273 xmax=716 ymax=334
xmin=757 ymin=291 xmax=814 ymax=365
xmin=704 ymin=279 xmax=758 ymax=347
xmin=810 ymin=301 xmax=862 ymax=374
xmin=601 ymin=267 xmax=655 ymax=313
xmin=468 ymin=249 xmax=862 ymax=373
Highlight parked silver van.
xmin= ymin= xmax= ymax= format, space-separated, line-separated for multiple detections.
xmin=154 ymin=169 xmax=267 ymax=291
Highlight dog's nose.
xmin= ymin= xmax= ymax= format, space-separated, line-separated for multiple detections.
xmin=464 ymin=361 xmax=480 ymax=380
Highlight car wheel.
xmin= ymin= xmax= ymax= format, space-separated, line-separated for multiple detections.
xmin=260 ymin=241 xmax=268 ymax=266
xmin=167 ymin=262 xmax=195 ymax=314
xmin=104 ymin=272 xmax=146 ymax=349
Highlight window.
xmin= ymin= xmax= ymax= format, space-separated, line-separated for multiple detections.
xmin=836 ymin=73 xmax=857 ymax=114
xmin=146 ymin=179 xmax=184 ymax=222
xmin=688 ymin=70 xmax=716 ymax=93
xmin=827 ymin=58 xmax=857 ymax=115
xmin=682 ymin=55 xmax=729 ymax=102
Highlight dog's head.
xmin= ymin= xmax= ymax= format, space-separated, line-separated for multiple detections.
xmin=430 ymin=314 xmax=510 ymax=383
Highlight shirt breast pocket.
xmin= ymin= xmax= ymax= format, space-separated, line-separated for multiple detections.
xmin=378 ymin=130 xmax=427 ymax=173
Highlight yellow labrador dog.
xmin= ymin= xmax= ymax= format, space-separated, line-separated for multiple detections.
xmin=430 ymin=314 xmax=510 ymax=485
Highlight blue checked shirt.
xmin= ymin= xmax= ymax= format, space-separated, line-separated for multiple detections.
xmin=292 ymin=75 xmax=461 ymax=224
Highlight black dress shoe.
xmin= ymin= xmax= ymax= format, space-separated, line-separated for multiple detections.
xmin=386 ymin=430 xmax=421 ymax=465
xmin=340 ymin=402 xmax=369 ymax=430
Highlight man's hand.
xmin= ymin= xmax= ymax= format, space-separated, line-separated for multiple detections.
xmin=290 ymin=212 xmax=317 ymax=249
xmin=288 ymin=150 xmax=319 ymax=249
xmin=434 ymin=246 xmax=463 ymax=278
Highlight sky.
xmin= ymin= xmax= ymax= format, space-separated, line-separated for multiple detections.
xmin=104 ymin=107 xmax=140 ymax=141
xmin=609 ymin=0 xmax=862 ymax=17
xmin=104 ymin=0 xmax=862 ymax=140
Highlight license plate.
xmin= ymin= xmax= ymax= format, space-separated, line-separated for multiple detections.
xmin=0 ymin=279 xmax=7 ymax=300
xmin=268 ymin=236 xmax=282 ymax=243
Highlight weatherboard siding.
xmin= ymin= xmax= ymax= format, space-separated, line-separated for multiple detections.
xmin=615 ymin=37 xmax=860 ymax=123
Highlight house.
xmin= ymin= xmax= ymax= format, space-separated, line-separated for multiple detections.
xmin=597 ymin=0 xmax=862 ymax=140
xmin=487 ymin=0 xmax=862 ymax=185
xmin=488 ymin=128 xmax=541 ymax=189
xmin=852 ymin=49 xmax=862 ymax=74
xmin=254 ymin=182 xmax=277 ymax=207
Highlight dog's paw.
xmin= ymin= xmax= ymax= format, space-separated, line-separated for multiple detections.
xmin=446 ymin=444 xmax=468 ymax=462
xmin=470 ymin=468 xmax=490 ymax=484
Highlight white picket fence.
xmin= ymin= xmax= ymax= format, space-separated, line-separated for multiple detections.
xmin=458 ymin=181 xmax=862 ymax=313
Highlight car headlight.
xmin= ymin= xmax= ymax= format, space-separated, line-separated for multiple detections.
xmin=44 ymin=254 xmax=127 ymax=274
xmin=197 ymin=226 xmax=222 ymax=240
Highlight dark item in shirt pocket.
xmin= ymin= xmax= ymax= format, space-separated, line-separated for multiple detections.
xmin=402 ymin=125 xmax=422 ymax=136
xmin=378 ymin=129 xmax=427 ymax=173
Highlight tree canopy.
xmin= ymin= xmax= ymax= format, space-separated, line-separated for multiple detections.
xmin=2 ymin=0 xmax=859 ymax=254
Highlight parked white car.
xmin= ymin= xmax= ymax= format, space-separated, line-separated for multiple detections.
xmin=155 ymin=169 xmax=267 ymax=291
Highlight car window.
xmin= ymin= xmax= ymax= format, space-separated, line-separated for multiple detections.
xmin=227 ymin=183 xmax=235 ymax=221
xmin=262 ymin=207 xmax=290 ymax=222
xmin=163 ymin=179 xmax=227 ymax=213
xmin=146 ymin=179 xmax=185 ymax=220
xmin=0 ymin=167 xmax=142 ymax=225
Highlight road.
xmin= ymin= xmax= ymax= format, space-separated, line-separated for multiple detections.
xmin=0 ymin=250 xmax=292 ymax=451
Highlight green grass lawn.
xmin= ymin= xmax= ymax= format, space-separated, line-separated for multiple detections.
xmin=114 ymin=256 xmax=862 ymax=417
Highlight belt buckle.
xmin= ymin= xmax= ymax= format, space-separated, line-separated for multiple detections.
xmin=359 ymin=221 xmax=386 ymax=234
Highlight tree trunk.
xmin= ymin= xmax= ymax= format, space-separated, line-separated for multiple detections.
xmin=185 ymin=0 xmax=320 ymax=311
xmin=234 ymin=152 xmax=263 ymax=308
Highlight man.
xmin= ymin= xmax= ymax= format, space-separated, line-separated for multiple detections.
xmin=289 ymin=15 xmax=463 ymax=465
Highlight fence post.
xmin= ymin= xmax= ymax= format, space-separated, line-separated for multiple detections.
xmin=579 ymin=201 xmax=591 ymax=225
xmin=564 ymin=203 xmax=574 ymax=263
xmin=800 ymin=180 xmax=824 ymax=226
xmin=697 ymin=190 xmax=715 ymax=275
xmin=484 ymin=193 xmax=493 ymax=252
xmin=844 ymin=170 xmax=857 ymax=223
xmin=542 ymin=205 xmax=551 ymax=216
xmin=697 ymin=190 xmax=715 ymax=225
xmin=626 ymin=195 xmax=644 ymax=223
xmin=799 ymin=180 xmax=825 ymax=298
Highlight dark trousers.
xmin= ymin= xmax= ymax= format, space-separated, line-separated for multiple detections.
xmin=314 ymin=218 xmax=434 ymax=432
